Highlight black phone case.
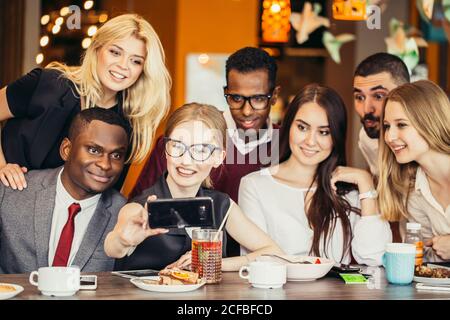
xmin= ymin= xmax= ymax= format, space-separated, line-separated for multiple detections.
xmin=327 ymin=266 xmax=362 ymax=278
xmin=147 ymin=197 xmax=215 ymax=228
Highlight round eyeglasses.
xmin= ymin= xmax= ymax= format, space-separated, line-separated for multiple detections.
xmin=224 ymin=93 xmax=273 ymax=110
xmin=164 ymin=137 xmax=222 ymax=161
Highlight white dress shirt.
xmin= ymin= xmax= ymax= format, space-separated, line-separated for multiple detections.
xmin=358 ymin=127 xmax=379 ymax=176
xmin=223 ymin=108 xmax=275 ymax=155
xmin=48 ymin=169 xmax=101 ymax=266
xmin=404 ymin=167 xmax=450 ymax=262
xmin=238 ymin=168 xmax=392 ymax=266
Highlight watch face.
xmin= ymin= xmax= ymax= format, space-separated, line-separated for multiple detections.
xmin=360 ymin=190 xmax=378 ymax=200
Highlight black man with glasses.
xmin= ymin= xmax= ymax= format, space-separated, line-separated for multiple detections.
xmin=129 ymin=47 xmax=281 ymax=257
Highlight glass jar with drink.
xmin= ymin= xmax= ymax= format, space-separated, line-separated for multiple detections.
xmin=191 ymin=229 xmax=223 ymax=284
xmin=405 ymin=222 xmax=424 ymax=266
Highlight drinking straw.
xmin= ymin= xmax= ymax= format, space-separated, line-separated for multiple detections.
xmin=213 ymin=205 xmax=233 ymax=242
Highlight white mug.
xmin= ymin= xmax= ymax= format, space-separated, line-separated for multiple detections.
xmin=29 ymin=266 xmax=81 ymax=296
xmin=239 ymin=261 xmax=286 ymax=289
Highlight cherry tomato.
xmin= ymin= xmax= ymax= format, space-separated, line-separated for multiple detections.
xmin=315 ymin=258 xmax=321 ymax=264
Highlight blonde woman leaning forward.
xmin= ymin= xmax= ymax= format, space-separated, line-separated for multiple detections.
xmin=104 ymin=103 xmax=283 ymax=272
xmin=379 ymin=80 xmax=450 ymax=261
xmin=0 ymin=14 xmax=171 ymax=190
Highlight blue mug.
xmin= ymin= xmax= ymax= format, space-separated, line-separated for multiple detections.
xmin=382 ymin=243 xmax=416 ymax=285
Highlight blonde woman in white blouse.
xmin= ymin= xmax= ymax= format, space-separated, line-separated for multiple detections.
xmin=239 ymin=84 xmax=392 ymax=266
xmin=378 ymin=80 xmax=450 ymax=262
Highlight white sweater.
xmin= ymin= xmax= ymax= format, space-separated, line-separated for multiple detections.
xmin=238 ymin=168 xmax=392 ymax=266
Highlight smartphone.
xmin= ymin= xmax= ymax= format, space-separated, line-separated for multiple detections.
xmin=147 ymin=197 xmax=215 ymax=228
xmin=80 ymin=275 xmax=97 ymax=290
xmin=327 ymin=264 xmax=363 ymax=279
xmin=332 ymin=264 xmax=361 ymax=273
xmin=111 ymin=269 xmax=160 ymax=279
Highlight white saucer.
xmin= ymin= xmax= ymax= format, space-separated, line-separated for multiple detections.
xmin=0 ymin=283 xmax=24 ymax=300
xmin=251 ymin=283 xmax=284 ymax=289
xmin=413 ymin=276 xmax=450 ymax=285
xmin=131 ymin=276 xmax=206 ymax=293
xmin=41 ymin=290 xmax=77 ymax=297
xmin=288 ymin=278 xmax=317 ymax=282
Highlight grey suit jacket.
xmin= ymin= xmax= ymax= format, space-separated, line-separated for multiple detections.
xmin=0 ymin=167 xmax=126 ymax=274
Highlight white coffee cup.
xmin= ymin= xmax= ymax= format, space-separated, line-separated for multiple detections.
xmin=29 ymin=266 xmax=81 ymax=297
xmin=239 ymin=261 xmax=286 ymax=289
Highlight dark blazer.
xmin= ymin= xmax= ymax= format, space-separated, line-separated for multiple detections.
xmin=0 ymin=167 xmax=127 ymax=274
xmin=114 ymin=174 xmax=231 ymax=271
xmin=3 ymin=68 xmax=81 ymax=169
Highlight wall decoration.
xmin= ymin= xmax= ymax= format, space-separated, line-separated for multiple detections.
xmin=290 ymin=2 xmax=330 ymax=44
xmin=385 ymin=18 xmax=428 ymax=72
xmin=322 ymin=31 xmax=355 ymax=63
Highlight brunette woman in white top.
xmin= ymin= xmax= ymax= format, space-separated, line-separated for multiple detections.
xmin=378 ymin=80 xmax=450 ymax=262
xmin=239 ymin=84 xmax=392 ymax=266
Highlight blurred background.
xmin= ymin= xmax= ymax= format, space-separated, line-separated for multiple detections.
xmin=0 ymin=0 xmax=449 ymax=195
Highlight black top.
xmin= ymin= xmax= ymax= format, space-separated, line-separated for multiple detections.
xmin=114 ymin=173 xmax=231 ymax=271
xmin=3 ymin=68 xmax=131 ymax=189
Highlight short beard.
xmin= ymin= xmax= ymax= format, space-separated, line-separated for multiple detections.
xmin=363 ymin=125 xmax=379 ymax=139
xmin=361 ymin=113 xmax=380 ymax=139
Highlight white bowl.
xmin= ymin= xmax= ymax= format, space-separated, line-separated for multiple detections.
xmin=257 ymin=255 xmax=334 ymax=281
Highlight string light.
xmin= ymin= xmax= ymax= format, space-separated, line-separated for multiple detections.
xmin=41 ymin=15 xmax=50 ymax=25
xmin=99 ymin=13 xmax=108 ymax=23
xmin=42 ymin=4 xmax=104 ymax=60
xmin=36 ymin=53 xmax=44 ymax=64
xmin=60 ymin=7 xmax=70 ymax=16
xmin=84 ymin=1 xmax=94 ymax=10
xmin=40 ymin=35 xmax=49 ymax=47
xmin=87 ymin=25 xmax=98 ymax=37
xmin=55 ymin=17 xmax=64 ymax=26
xmin=82 ymin=38 xmax=92 ymax=49
xmin=52 ymin=25 xmax=61 ymax=34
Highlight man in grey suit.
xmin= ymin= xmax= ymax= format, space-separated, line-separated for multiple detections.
xmin=0 ymin=108 xmax=129 ymax=273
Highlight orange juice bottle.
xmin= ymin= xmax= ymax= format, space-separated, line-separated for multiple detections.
xmin=405 ymin=223 xmax=423 ymax=266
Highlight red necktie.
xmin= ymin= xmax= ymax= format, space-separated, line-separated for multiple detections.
xmin=52 ymin=203 xmax=81 ymax=267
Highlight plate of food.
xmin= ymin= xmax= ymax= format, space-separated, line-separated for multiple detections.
xmin=413 ymin=264 xmax=450 ymax=285
xmin=130 ymin=268 xmax=206 ymax=293
xmin=0 ymin=283 xmax=24 ymax=300
xmin=257 ymin=255 xmax=334 ymax=281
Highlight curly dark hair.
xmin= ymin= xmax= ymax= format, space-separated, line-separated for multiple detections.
xmin=68 ymin=107 xmax=130 ymax=141
xmin=225 ymin=47 xmax=278 ymax=90
xmin=354 ymin=52 xmax=410 ymax=85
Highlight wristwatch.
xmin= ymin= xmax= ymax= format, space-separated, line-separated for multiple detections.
xmin=359 ymin=190 xmax=378 ymax=201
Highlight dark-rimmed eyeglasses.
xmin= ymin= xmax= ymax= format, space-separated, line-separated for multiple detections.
xmin=163 ymin=137 xmax=222 ymax=161
xmin=224 ymin=93 xmax=273 ymax=110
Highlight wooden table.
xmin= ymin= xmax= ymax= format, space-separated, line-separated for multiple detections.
xmin=1 ymin=268 xmax=450 ymax=300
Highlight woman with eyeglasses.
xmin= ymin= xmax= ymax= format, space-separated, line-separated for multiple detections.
xmin=104 ymin=103 xmax=283 ymax=271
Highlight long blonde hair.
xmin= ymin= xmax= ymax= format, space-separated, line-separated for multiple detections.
xmin=47 ymin=14 xmax=171 ymax=163
xmin=164 ymin=103 xmax=227 ymax=188
xmin=378 ymin=80 xmax=450 ymax=221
